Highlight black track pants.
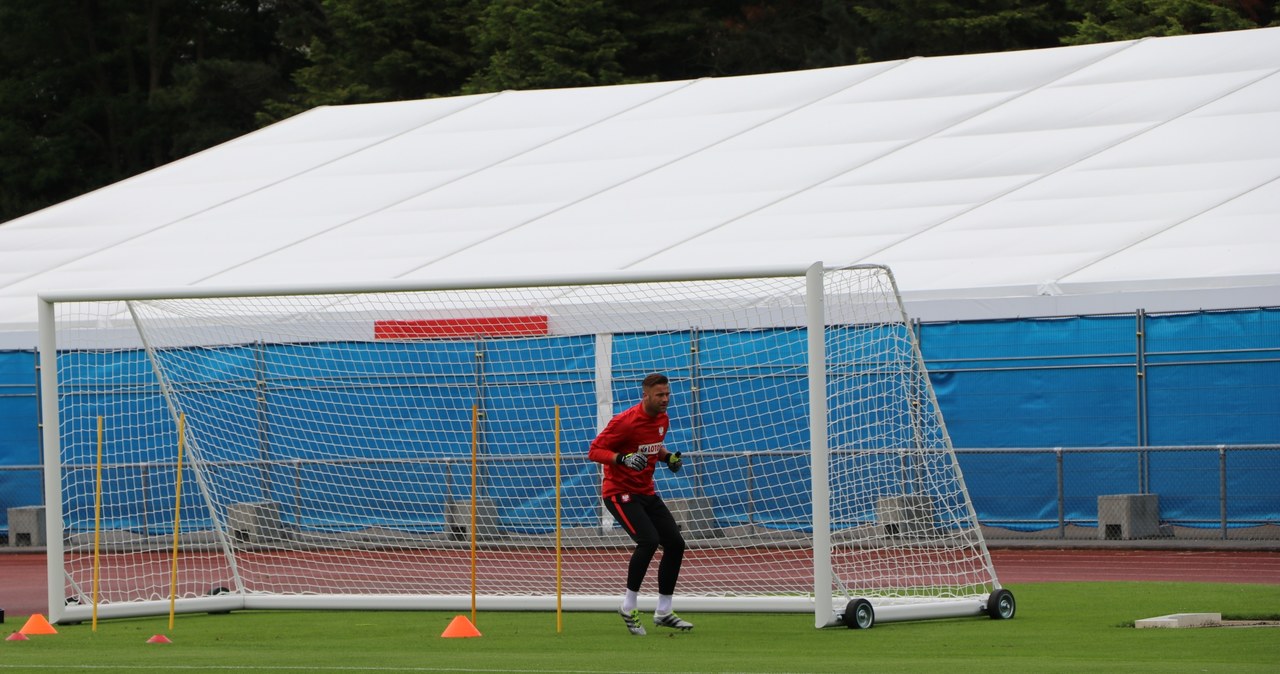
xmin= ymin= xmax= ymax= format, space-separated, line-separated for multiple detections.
xmin=603 ymin=493 xmax=686 ymax=595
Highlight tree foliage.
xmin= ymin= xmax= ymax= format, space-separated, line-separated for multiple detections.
xmin=1064 ymin=0 xmax=1262 ymax=43
xmin=264 ymin=0 xmax=475 ymax=120
xmin=704 ymin=0 xmax=1074 ymax=74
xmin=0 ymin=0 xmax=1274 ymax=223
xmin=464 ymin=0 xmax=631 ymax=92
xmin=0 ymin=0 xmax=303 ymax=221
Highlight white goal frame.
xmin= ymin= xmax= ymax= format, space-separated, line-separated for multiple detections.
xmin=39 ymin=262 xmax=1005 ymax=628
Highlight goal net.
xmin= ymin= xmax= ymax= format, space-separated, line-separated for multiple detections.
xmin=40 ymin=264 xmax=1003 ymax=627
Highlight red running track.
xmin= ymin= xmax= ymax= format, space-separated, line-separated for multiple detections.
xmin=993 ymin=549 xmax=1280 ymax=585
xmin=4 ymin=549 xmax=1279 ymax=618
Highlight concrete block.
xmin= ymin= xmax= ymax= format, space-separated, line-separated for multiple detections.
xmin=227 ymin=501 xmax=289 ymax=546
xmin=877 ymin=495 xmax=935 ymax=537
xmin=446 ymin=499 xmax=501 ymax=541
xmin=7 ymin=506 xmax=46 ymax=547
xmin=1098 ymin=494 xmax=1160 ymax=540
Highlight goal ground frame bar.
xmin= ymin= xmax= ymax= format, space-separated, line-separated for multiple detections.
xmin=55 ymin=594 xmax=988 ymax=624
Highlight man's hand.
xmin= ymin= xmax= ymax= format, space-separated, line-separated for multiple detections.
xmin=620 ymin=452 xmax=647 ymax=471
xmin=664 ymin=451 xmax=682 ymax=473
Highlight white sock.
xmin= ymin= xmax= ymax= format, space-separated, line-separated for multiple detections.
xmin=621 ymin=589 xmax=638 ymax=613
xmin=656 ymin=593 xmax=673 ymax=615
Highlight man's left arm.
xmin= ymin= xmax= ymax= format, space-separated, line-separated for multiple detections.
xmin=661 ymin=448 xmax=682 ymax=473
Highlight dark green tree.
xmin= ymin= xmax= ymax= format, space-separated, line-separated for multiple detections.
xmin=847 ymin=0 xmax=1072 ymax=63
xmin=1064 ymin=0 xmax=1264 ymax=44
xmin=707 ymin=0 xmax=1073 ymax=74
xmin=264 ymin=0 xmax=476 ymax=121
xmin=0 ymin=1 xmax=303 ymax=223
xmin=463 ymin=0 xmax=632 ymax=92
xmin=706 ymin=0 xmax=834 ymax=75
xmin=614 ymin=0 xmax=732 ymax=81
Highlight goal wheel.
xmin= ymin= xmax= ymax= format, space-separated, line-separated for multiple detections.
xmin=207 ymin=585 xmax=233 ymax=615
xmin=986 ymin=588 xmax=1016 ymax=620
xmin=842 ymin=598 xmax=875 ymax=629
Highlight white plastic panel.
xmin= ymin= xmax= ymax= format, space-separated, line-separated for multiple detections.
xmin=2 ymin=28 xmax=1278 ymax=333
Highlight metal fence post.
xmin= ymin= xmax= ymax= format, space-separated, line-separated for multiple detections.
xmin=1219 ymin=445 xmax=1228 ymax=540
xmin=1056 ymin=447 xmax=1065 ymax=539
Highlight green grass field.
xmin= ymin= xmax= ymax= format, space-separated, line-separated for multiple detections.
xmin=3 ymin=582 xmax=1278 ymax=673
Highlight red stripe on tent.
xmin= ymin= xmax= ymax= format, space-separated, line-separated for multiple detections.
xmin=374 ymin=316 xmax=549 ymax=339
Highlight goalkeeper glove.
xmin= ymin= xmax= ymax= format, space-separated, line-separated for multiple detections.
xmin=620 ymin=452 xmax=647 ymax=471
xmin=664 ymin=451 xmax=682 ymax=473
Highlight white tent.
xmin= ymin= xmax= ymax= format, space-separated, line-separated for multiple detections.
xmin=3 ymin=27 xmax=1279 ymax=347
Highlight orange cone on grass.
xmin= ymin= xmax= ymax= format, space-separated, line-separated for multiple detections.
xmin=147 ymin=634 xmax=173 ymax=644
xmin=19 ymin=614 xmax=57 ymax=635
xmin=441 ymin=615 xmax=481 ymax=638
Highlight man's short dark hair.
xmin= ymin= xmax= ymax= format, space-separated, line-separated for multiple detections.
xmin=642 ymin=373 xmax=668 ymax=389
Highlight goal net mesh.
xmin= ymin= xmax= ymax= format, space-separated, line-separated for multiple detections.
xmin=48 ymin=266 xmax=996 ymax=616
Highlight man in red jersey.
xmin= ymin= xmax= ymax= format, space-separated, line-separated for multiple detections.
xmin=588 ymin=372 xmax=692 ymax=635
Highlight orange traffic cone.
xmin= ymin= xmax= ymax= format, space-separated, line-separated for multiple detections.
xmin=19 ymin=614 xmax=57 ymax=635
xmin=441 ymin=615 xmax=482 ymax=638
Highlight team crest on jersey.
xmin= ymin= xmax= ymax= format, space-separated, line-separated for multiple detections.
xmin=659 ymin=426 xmax=665 ymax=436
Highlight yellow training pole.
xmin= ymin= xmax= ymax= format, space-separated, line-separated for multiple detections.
xmin=168 ymin=413 xmax=186 ymax=632
xmin=554 ymin=404 xmax=563 ymax=633
xmin=91 ymin=416 xmax=104 ymax=632
xmin=470 ymin=403 xmax=479 ymax=624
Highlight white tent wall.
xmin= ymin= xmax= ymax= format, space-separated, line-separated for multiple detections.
xmin=1 ymin=28 xmax=1279 ymax=349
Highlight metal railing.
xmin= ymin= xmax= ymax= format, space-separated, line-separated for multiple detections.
xmin=8 ymin=444 xmax=1278 ymax=544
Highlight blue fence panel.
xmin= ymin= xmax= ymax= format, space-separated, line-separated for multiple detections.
xmin=62 ymin=465 xmax=151 ymax=534
xmin=957 ymin=451 xmax=1058 ymax=529
xmin=1227 ymin=449 xmax=1280 ymax=524
xmin=10 ymin=307 xmax=1279 ymax=537
xmin=699 ymin=329 xmax=807 ymax=452
xmin=0 ymin=351 xmax=37 ymax=465
xmin=0 ymin=350 xmax=39 ymax=535
xmin=1063 ymin=451 xmax=1142 ymax=522
xmin=1148 ymin=450 xmax=1220 ymax=526
xmin=930 ymin=367 xmax=1137 ymax=448
xmin=693 ymin=453 xmax=753 ymax=528
xmin=1148 ymin=360 xmax=1280 ymax=445
xmin=921 ymin=316 xmax=1138 ymax=448
xmin=1146 ymin=309 xmax=1280 ymax=444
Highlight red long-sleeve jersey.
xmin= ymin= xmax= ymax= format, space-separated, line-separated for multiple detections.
xmin=588 ymin=403 xmax=672 ymax=497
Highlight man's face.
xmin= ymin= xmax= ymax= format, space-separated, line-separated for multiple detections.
xmin=642 ymin=383 xmax=671 ymax=416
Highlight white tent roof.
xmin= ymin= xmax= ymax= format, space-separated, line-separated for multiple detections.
xmin=3 ymin=28 xmax=1279 ymax=345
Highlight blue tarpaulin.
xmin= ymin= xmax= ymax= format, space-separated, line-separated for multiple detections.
xmin=3 ymin=308 xmax=1278 ymax=535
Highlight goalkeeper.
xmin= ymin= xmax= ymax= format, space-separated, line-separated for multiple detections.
xmin=588 ymin=372 xmax=692 ymax=636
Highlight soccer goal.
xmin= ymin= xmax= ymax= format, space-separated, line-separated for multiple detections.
xmin=39 ymin=263 xmax=1011 ymax=628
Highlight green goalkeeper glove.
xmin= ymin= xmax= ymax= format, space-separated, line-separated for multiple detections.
xmin=620 ymin=452 xmax=647 ymax=471
xmin=664 ymin=451 xmax=682 ymax=473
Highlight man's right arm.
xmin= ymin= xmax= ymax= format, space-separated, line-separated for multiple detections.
xmin=588 ymin=415 xmax=625 ymax=467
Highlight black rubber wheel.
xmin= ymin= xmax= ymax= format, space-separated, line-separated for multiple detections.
xmin=206 ymin=586 xmax=233 ymax=614
xmin=842 ymin=598 xmax=875 ymax=629
xmin=986 ymin=588 xmax=1016 ymax=620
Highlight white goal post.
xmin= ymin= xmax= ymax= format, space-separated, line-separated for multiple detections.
xmin=39 ymin=263 xmax=1008 ymax=628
